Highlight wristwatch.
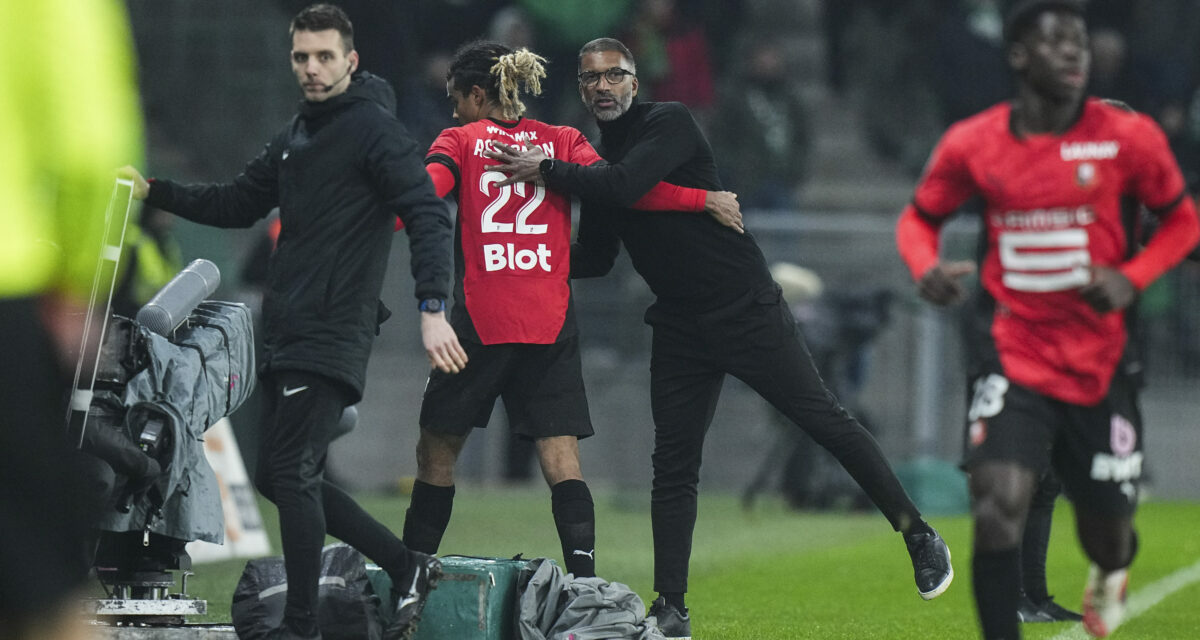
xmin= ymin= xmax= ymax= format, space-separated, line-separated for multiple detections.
xmin=418 ymin=298 xmax=445 ymax=313
xmin=538 ymin=157 xmax=557 ymax=178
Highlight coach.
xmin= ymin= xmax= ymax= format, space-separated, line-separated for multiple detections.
xmin=485 ymin=37 xmax=953 ymax=639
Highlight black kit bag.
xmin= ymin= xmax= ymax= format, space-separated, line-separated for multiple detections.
xmin=231 ymin=543 xmax=382 ymax=640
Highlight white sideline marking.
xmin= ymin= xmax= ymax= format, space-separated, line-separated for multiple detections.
xmin=1049 ymin=558 xmax=1200 ymax=639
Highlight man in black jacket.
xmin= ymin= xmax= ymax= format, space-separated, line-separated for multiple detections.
xmin=121 ymin=5 xmax=466 ymax=639
xmin=485 ymin=37 xmax=952 ymax=639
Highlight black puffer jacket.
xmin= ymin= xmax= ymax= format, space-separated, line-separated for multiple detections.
xmin=147 ymin=72 xmax=452 ymax=401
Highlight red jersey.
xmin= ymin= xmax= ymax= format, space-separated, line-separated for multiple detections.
xmin=427 ymin=118 xmax=603 ymax=344
xmin=898 ymin=99 xmax=1199 ymax=405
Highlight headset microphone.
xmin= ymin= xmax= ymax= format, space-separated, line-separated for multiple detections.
xmin=322 ymin=63 xmax=353 ymax=93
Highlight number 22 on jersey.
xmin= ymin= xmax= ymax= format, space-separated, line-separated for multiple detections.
xmin=480 ymin=171 xmax=547 ymax=234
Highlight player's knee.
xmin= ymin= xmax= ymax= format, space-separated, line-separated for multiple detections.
xmin=415 ymin=432 xmax=461 ymax=482
xmin=971 ymin=493 xmax=1025 ymax=549
xmin=540 ymin=459 xmax=583 ymax=486
xmin=534 ymin=437 xmax=582 ymax=485
xmin=1078 ymin=518 xmax=1135 ymax=571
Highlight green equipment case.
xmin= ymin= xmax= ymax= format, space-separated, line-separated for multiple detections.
xmin=366 ymin=555 xmax=546 ymax=640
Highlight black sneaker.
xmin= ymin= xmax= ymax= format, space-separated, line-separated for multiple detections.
xmin=1018 ymin=593 xmax=1084 ymax=623
xmin=905 ymin=528 xmax=953 ymax=600
xmin=647 ymin=596 xmax=692 ymax=640
xmin=383 ymin=552 xmax=443 ymax=640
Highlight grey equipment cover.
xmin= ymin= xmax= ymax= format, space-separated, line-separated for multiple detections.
xmin=95 ymin=300 xmax=255 ymax=543
xmin=517 ymin=558 xmax=666 ymax=640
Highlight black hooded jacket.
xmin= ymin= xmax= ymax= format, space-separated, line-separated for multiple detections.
xmin=146 ymin=72 xmax=452 ymax=401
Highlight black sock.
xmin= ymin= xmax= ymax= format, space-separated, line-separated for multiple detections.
xmin=551 ymin=479 xmax=595 ymax=578
xmin=973 ymin=547 xmax=1021 ymax=640
xmin=903 ymin=518 xmax=935 ymax=541
xmin=1021 ymin=491 xmax=1055 ymax=602
xmin=402 ymin=480 xmax=454 ymax=555
xmin=660 ymin=591 xmax=686 ymax=612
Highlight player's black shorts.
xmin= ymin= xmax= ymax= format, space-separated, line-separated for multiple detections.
xmin=419 ymin=335 xmax=593 ymax=440
xmin=961 ymin=370 xmax=1143 ymax=517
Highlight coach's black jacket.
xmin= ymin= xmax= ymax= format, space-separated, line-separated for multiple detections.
xmin=544 ymin=100 xmax=774 ymax=312
xmin=146 ymin=72 xmax=452 ymax=401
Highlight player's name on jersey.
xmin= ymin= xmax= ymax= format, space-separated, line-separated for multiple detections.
xmin=473 ymin=133 xmax=556 ymax=160
xmin=1060 ymin=140 xmax=1119 ymax=161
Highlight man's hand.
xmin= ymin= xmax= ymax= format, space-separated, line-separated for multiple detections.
xmin=704 ymin=191 xmax=743 ymax=234
xmin=1079 ymin=266 xmax=1136 ymax=313
xmin=117 ymin=165 xmax=150 ymax=200
xmin=917 ymin=260 xmax=976 ymax=306
xmin=421 ymin=311 xmax=468 ymax=373
xmin=483 ymin=142 xmax=546 ymax=187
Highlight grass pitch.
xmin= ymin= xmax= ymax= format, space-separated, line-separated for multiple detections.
xmin=181 ymin=488 xmax=1200 ymax=639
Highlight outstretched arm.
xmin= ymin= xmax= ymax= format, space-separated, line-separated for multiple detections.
xmin=485 ymin=103 xmax=701 ymax=207
xmin=123 ymin=141 xmax=281 ymax=229
xmin=487 ymin=135 xmax=743 ymax=232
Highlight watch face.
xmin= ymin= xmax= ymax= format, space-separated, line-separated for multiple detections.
xmin=421 ymin=299 xmax=443 ymax=313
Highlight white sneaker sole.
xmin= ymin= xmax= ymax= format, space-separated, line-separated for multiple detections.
xmin=919 ymin=544 xmax=954 ymax=602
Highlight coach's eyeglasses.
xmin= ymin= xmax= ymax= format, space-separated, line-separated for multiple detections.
xmin=578 ymin=67 xmax=635 ymax=87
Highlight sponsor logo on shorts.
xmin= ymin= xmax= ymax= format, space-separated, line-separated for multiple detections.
xmin=968 ymin=374 xmax=1009 ymax=421
xmin=1110 ymin=413 xmax=1137 ymax=456
xmin=1090 ymin=451 xmax=1143 ymax=483
xmin=969 ymin=419 xmax=988 ymax=448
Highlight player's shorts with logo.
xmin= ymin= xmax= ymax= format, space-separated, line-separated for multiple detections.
xmin=420 ymin=335 xmax=593 ymax=440
xmin=963 ymin=369 xmax=1142 ymax=517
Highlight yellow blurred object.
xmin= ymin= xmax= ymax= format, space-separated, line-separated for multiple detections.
xmin=394 ymin=476 xmax=417 ymax=496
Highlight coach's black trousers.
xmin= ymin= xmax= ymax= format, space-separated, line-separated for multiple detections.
xmin=646 ymin=285 xmax=923 ymax=593
xmin=255 ymin=370 xmax=409 ymax=630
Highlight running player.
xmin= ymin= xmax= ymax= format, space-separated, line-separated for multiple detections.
xmin=896 ymin=2 xmax=1200 ymax=637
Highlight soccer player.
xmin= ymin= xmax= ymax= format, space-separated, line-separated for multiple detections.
xmin=485 ymin=37 xmax=953 ymax=639
xmin=895 ymin=2 xmax=1200 ymax=638
xmin=120 ymin=5 xmax=466 ymax=638
xmin=401 ymin=40 xmax=741 ymax=580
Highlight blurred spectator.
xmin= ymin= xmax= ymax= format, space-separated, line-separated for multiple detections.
xmin=518 ymin=0 xmax=634 ymax=127
xmin=487 ymin=6 xmax=550 ymax=120
xmin=823 ymin=0 xmax=908 ymax=95
xmin=1088 ymin=27 xmax=1139 ymax=107
xmin=928 ymin=0 xmax=1009 ymax=125
xmin=860 ymin=1 xmax=944 ymax=175
xmin=711 ymin=39 xmax=811 ymax=210
xmin=395 ymin=52 xmax=457 ymax=150
xmin=489 ymin=5 xmax=537 ymax=49
xmin=622 ymin=0 xmax=716 ymax=117
xmin=1126 ymin=0 xmax=1200 ymax=117
xmin=1 ymin=0 xmax=144 ymax=638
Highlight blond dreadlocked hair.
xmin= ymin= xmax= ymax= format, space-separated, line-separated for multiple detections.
xmin=491 ymin=49 xmax=546 ymax=120
xmin=447 ymin=41 xmax=546 ymax=120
